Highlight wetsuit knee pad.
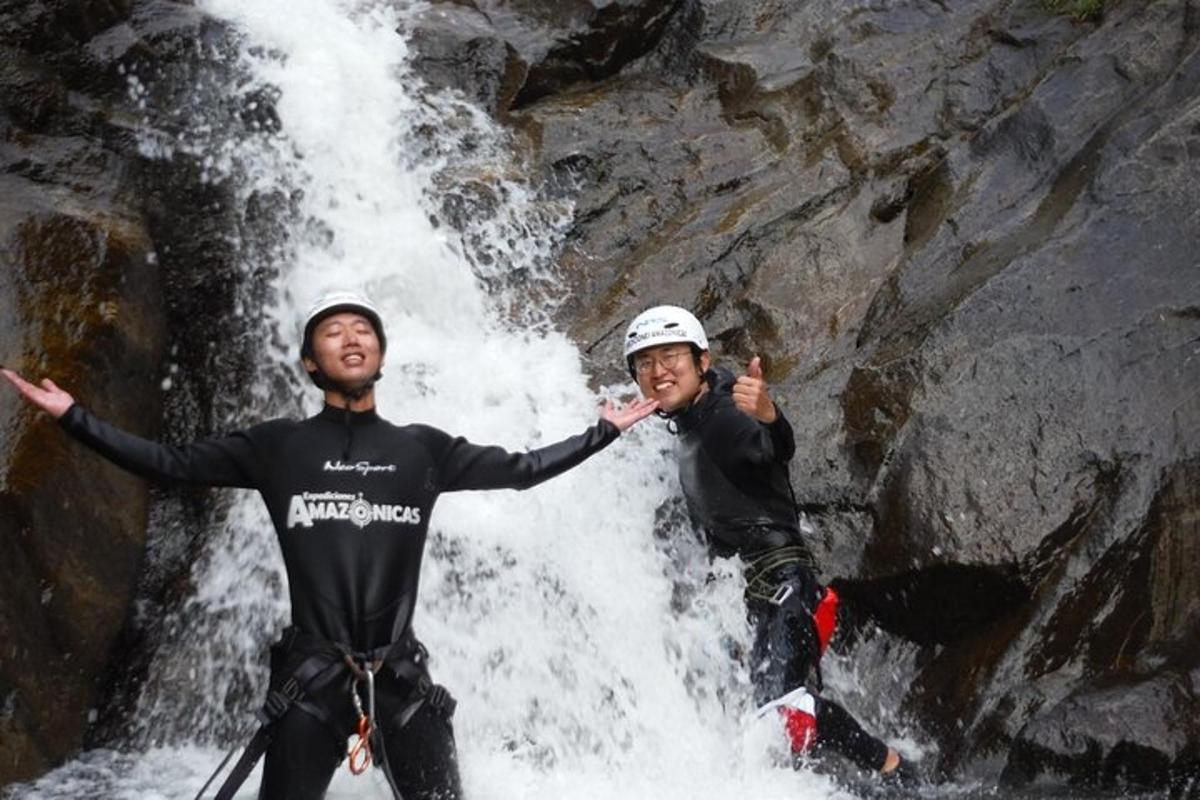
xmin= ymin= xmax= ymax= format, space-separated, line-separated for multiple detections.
xmin=760 ymin=686 xmax=819 ymax=755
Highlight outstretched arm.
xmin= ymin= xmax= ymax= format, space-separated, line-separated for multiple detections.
xmin=428 ymin=397 xmax=659 ymax=492
xmin=3 ymin=367 xmax=259 ymax=488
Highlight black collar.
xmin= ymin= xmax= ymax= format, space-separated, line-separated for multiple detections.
xmin=318 ymin=404 xmax=380 ymax=425
xmin=674 ymin=368 xmax=727 ymax=434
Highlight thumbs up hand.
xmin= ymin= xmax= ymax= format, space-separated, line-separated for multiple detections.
xmin=732 ymin=356 xmax=778 ymax=423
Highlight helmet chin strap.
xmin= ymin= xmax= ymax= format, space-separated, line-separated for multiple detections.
xmin=307 ymin=367 xmax=383 ymax=404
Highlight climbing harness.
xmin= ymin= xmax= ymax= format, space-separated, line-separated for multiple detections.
xmin=193 ymin=628 xmax=455 ymax=800
xmin=744 ymin=545 xmax=815 ymax=603
xmin=744 ymin=547 xmax=841 ymax=695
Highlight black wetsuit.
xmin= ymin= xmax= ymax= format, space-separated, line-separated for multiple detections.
xmin=673 ymin=368 xmax=888 ymax=771
xmin=60 ymin=402 xmax=620 ymax=799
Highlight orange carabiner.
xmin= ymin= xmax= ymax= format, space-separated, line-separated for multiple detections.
xmin=348 ymin=714 xmax=373 ymax=774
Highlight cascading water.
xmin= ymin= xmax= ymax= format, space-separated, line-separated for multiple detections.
xmin=8 ymin=2 xmax=860 ymax=798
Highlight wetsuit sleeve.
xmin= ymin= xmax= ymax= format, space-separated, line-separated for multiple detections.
xmin=709 ymin=404 xmax=796 ymax=469
xmin=766 ymin=408 xmax=796 ymax=463
xmin=423 ymin=420 xmax=620 ymax=492
xmin=58 ymin=404 xmax=261 ymax=488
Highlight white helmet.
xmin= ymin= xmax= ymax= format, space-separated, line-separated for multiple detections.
xmin=623 ymin=305 xmax=709 ymax=360
xmin=300 ymin=291 xmax=386 ymax=360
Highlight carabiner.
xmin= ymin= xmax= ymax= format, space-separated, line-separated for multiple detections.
xmin=366 ymin=665 xmax=376 ymax=730
xmin=347 ymin=667 xmax=376 ymax=775
xmin=348 ymin=712 xmax=373 ymax=774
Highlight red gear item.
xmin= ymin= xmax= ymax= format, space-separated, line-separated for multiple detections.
xmin=780 ymin=705 xmax=818 ymax=754
xmin=763 ymin=686 xmax=819 ymax=754
xmin=813 ymin=586 xmax=839 ymax=654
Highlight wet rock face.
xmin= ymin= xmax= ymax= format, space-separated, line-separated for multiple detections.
xmin=406 ymin=0 xmax=682 ymax=114
xmin=409 ymin=0 xmax=1200 ymax=791
xmin=1 ymin=1 xmax=153 ymax=784
xmin=1005 ymin=673 xmax=1200 ymax=791
xmin=0 ymin=205 xmax=160 ymax=787
xmin=0 ymin=0 xmax=260 ymax=785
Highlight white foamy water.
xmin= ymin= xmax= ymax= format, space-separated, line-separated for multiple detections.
xmin=10 ymin=2 xmax=854 ymax=798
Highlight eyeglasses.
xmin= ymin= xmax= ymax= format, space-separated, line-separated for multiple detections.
xmin=633 ymin=349 xmax=693 ymax=375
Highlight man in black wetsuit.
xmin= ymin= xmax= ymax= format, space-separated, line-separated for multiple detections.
xmin=622 ymin=305 xmax=910 ymax=781
xmin=2 ymin=291 xmax=658 ymax=800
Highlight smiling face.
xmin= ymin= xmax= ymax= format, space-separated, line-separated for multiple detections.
xmin=633 ymin=343 xmax=710 ymax=413
xmin=302 ymin=311 xmax=383 ymax=391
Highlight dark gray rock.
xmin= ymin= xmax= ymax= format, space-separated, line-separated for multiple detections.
xmin=507 ymin=0 xmax=683 ymax=107
xmin=0 ymin=0 xmax=134 ymax=54
xmin=405 ymin=3 xmax=522 ymax=115
xmin=405 ymin=0 xmax=683 ymax=113
xmin=1005 ymin=674 xmax=1200 ymax=790
xmin=851 ymin=9 xmax=1200 ymax=783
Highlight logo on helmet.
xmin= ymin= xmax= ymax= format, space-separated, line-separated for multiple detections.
xmin=623 ymin=305 xmax=709 ymax=364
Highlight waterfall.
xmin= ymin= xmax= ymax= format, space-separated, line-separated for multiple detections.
xmin=9 ymin=2 xmax=849 ymax=798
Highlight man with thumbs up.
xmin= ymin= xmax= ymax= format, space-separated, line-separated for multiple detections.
xmin=623 ymin=305 xmax=909 ymax=782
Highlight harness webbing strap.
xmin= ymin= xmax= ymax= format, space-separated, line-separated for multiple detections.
xmin=206 ymin=726 xmax=269 ymax=800
xmin=194 ymin=630 xmax=447 ymax=800
xmin=744 ymin=545 xmax=813 ymax=602
xmin=199 ymin=653 xmax=344 ymax=800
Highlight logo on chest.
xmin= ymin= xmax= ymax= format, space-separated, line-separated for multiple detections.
xmin=323 ymin=459 xmax=397 ymax=475
xmin=286 ymin=491 xmax=422 ymax=530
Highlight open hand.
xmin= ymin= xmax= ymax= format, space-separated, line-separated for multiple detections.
xmin=1 ymin=368 xmax=75 ymax=419
xmin=600 ymin=397 xmax=660 ymax=432
xmin=732 ymin=356 xmax=777 ymax=423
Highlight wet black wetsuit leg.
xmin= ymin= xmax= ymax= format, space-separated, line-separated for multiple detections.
xmin=813 ymin=698 xmax=889 ymax=771
xmin=749 ymin=564 xmax=890 ymax=772
xmin=749 ymin=565 xmax=824 ymax=704
xmin=258 ymin=706 xmax=344 ymax=800
xmin=377 ymin=699 xmax=463 ymax=800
